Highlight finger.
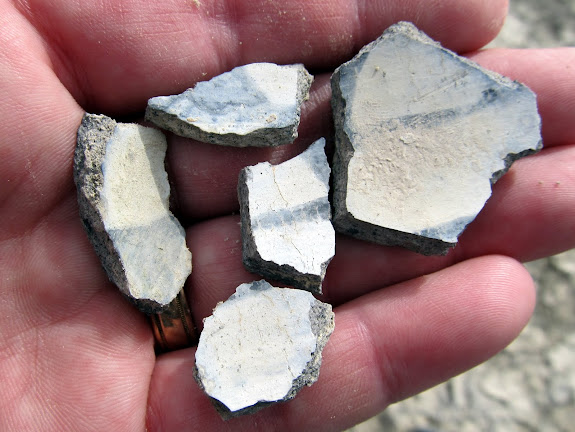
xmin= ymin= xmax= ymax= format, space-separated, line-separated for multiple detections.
xmin=183 ymin=213 xmax=447 ymax=317
xmin=20 ymin=0 xmax=507 ymax=113
xmin=469 ymin=47 xmax=575 ymax=147
xmin=457 ymin=145 xmax=575 ymax=261
xmin=324 ymin=145 xmax=575 ymax=304
xmin=329 ymin=146 xmax=575 ymax=304
xmin=185 ymin=215 xmax=252 ymax=328
xmin=185 ymin=142 xmax=575 ymax=308
xmin=149 ymin=255 xmax=534 ymax=431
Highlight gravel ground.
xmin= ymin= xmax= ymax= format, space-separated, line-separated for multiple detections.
xmin=348 ymin=1 xmax=575 ymax=431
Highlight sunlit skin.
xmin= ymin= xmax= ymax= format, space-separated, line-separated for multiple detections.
xmin=1 ymin=1 xmax=574 ymax=430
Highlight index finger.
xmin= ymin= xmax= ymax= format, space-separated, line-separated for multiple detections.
xmin=21 ymin=0 xmax=508 ymax=113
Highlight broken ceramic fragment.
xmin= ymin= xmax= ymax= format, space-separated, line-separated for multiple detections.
xmin=145 ymin=63 xmax=313 ymax=147
xmin=331 ymin=21 xmax=542 ymax=255
xmin=238 ymin=138 xmax=335 ymax=293
xmin=194 ymin=280 xmax=335 ymax=419
xmin=74 ymin=113 xmax=192 ymax=313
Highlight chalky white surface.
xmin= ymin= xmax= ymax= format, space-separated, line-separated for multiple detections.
xmin=101 ymin=126 xmax=169 ymax=229
xmin=331 ymin=22 xmax=541 ymax=255
xmin=146 ymin=63 xmax=312 ymax=147
xmin=239 ymin=138 xmax=334 ymax=292
xmin=195 ymin=281 xmax=319 ymax=413
xmin=101 ymin=125 xmax=191 ymax=305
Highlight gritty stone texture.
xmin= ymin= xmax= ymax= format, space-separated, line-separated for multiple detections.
xmin=194 ymin=280 xmax=335 ymax=419
xmin=74 ymin=113 xmax=192 ymax=313
xmin=146 ymin=63 xmax=313 ymax=147
xmin=331 ymin=21 xmax=542 ymax=255
xmin=238 ymin=138 xmax=335 ymax=293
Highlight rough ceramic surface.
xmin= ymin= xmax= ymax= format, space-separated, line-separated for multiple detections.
xmin=331 ymin=21 xmax=542 ymax=255
xmin=146 ymin=63 xmax=313 ymax=147
xmin=74 ymin=113 xmax=192 ymax=313
xmin=194 ymin=280 xmax=335 ymax=419
xmin=238 ymin=138 xmax=335 ymax=293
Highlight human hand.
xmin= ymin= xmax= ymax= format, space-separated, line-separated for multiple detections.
xmin=1 ymin=0 xmax=574 ymax=430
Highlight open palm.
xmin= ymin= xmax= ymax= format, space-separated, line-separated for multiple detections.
xmin=1 ymin=0 xmax=574 ymax=430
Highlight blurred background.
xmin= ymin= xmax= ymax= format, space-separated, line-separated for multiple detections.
xmin=348 ymin=1 xmax=575 ymax=431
